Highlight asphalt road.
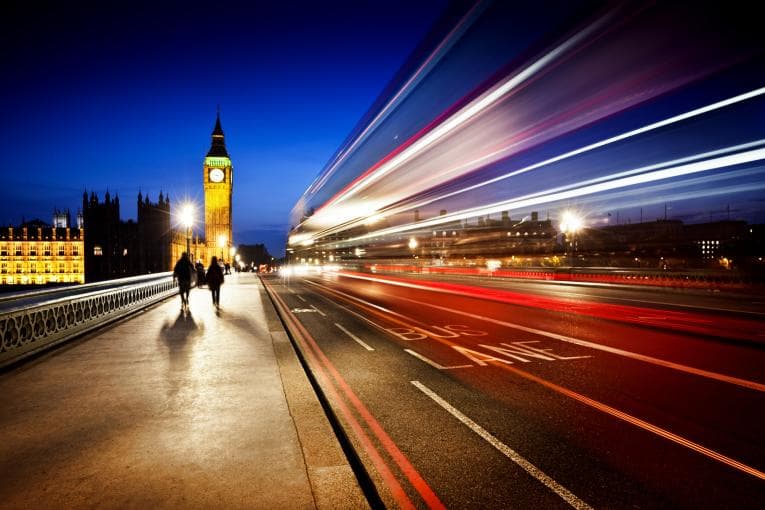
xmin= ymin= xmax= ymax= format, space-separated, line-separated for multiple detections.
xmin=262 ymin=271 xmax=765 ymax=509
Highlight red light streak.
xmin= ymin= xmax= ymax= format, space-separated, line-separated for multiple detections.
xmin=336 ymin=271 xmax=764 ymax=343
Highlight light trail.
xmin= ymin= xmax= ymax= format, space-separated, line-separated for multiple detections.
xmin=339 ymin=145 xmax=765 ymax=244
xmin=326 ymin=271 xmax=765 ymax=390
xmin=303 ymin=9 xmax=616 ymax=225
xmin=303 ymin=1 xmax=488 ymax=197
xmin=297 ymin=87 xmax=765 ymax=246
xmin=397 ymin=87 xmax=765 ymax=213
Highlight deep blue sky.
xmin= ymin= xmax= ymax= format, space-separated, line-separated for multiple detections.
xmin=0 ymin=0 xmax=447 ymax=255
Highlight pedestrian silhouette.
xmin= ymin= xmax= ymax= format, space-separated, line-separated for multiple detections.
xmin=173 ymin=252 xmax=194 ymax=311
xmin=195 ymin=260 xmax=206 ymax=287
xmin=206 ymin=256 xmax=225 ymax=309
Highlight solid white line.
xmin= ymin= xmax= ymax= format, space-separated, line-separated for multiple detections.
xmin=296 ymin=294 xmax=307 ymax=302
xmin=411 ymin=380 xmax=592 ymax=509
xmin=335 ymin=323 xmax=375 ymax=351
xmin=309 ymin=304 xmax=326 ymax=317
xmin=405 ymin=349 xmax=473 ymax=370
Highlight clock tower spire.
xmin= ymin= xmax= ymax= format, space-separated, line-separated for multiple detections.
xmin=203 ymin=111 xmax=233 ymax=262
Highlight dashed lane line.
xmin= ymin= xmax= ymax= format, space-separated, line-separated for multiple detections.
xmin=310 ymin=304 xmax=326 ymax=317
xmin=335 ymin=323 xmax=375 ymax=351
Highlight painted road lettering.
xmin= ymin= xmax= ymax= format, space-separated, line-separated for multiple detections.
xmin=455 ymin=341 xmax=591 ymax=366
xmin=387 ymin=324 xmax=488 ymax=341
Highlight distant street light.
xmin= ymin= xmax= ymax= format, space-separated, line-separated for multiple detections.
xmin=559 ymin=211 xmax=583 ymax=266
xmin=408 ymin=237 xmax=418 ymax=262
xmin=217 ymin=234 xmax=227 ymax=261
xmin=180 ymin=203 xmax=194 ymax=259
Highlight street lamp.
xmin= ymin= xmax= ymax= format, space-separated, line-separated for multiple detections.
xmin=180 ymin=203 xmax=194 ymax=259
xmin=559 ymin=210 xmax=582 ymax=266
xmin=408 ymin=237 xmax=418 ymax=265
xmin=217 ymin=234 xmax=226 ymax=261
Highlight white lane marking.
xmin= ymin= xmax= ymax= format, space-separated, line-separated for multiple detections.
xmin=291 ymin=308 xmax=318 ymax=314
xmin=405 ymin=349 xmax=473 ymax=370
xmin=296 ymin=294 xmax=307 ymax=302
xmin=304 ymin=280 xmax=392 ymax=334
xmin=310 ymin=304 xmax=326 ymax=317
xmin=394 ymin=295 xmax=765 ymax=393
xmin=287 ymin=288 xmax=296 ymax=294
xmin=306 ymin=278 xmax=423 ymax=327
xmin=336 ymin=323 xmax=375 ymax=351
xmin=411 ymin=380 xmax=592 ymax=509
xmin=310 ymin=278 xmax=764 ymax=392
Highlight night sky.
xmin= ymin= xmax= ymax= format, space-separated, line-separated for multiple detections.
xmin=0 ymin=0 xmax=447 ymax=255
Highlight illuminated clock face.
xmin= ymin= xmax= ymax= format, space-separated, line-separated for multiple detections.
xmin=209 ymin=168 xmax=225 ymax=183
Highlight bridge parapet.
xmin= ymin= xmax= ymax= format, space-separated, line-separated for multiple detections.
xmin=0 ymin=273 xmax=176 ymax=368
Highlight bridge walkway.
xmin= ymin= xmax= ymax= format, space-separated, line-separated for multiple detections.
xmin=0 ymin=273 xmax=364 ymax=509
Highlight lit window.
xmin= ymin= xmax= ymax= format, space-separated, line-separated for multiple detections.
xmin=58 ymin=244 xmax=65 ymax=256
xmin=15 ymin=263 xmax=22 ymax=273
xmin=58 ymin=263 xmax=65 ymax=273
xmin=30 ymin=263 xmax=37 ymax=273
xmin=15 ymin=244 xmax=22 ymax=256
xmin=123 ymin=248 xmax=128 ymax=256
xmin=1 ymin=263 xmax=6 ymax=274
xmin=43 ymin=243 xmax=51 ymax=256
xmin=72 ymin=245 xmax=79 ymax=256
xmin=30 ymin=245 xmax=37 ymax=256
xmin=94 ymin=245 xmax=103 ymax=256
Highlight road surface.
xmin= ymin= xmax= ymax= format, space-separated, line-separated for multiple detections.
xmin=263 ymin=270 xmax=765 ymax=509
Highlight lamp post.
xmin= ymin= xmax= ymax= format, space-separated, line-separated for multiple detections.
xmin=180 ymin=204 xmax=194 ymax=260
xmin=217 ymin=234 xmax=226 ymax=262
xmin=559 ymin=211 xmax=582 ymax=267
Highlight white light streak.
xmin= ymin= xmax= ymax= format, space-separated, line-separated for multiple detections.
xmin=341 ymin=146 xmax=765 ymax=243
xmin=299 ymin=87 xmax=765 ymax=244
xmin=315 ymin=10 xmax=614 ymax=211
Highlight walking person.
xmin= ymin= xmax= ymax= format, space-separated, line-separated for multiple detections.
xmin=195 ymin=260 xmax=206 ymax=287
xmin=206 ymin=256 xmax=225 ymax=309
xmin=173 ymin=252 xmax=194 ymax=311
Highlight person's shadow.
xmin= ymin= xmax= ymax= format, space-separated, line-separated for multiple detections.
xmin=160 ymin=310 xmax=204 ymax=399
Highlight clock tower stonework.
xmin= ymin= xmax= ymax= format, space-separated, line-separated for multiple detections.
xmin=203 ymin=112 xmax=233 ymax=261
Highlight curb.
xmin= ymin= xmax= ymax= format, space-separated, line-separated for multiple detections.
xmin=256 ymin=275 xmax=374 ymax=510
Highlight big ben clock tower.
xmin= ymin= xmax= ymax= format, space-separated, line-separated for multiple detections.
xmin=203 ymin=112 xmax=233 ymax=260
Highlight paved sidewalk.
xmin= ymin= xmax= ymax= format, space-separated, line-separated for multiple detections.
xmin=0 ymin=273 xmax=365 ymax=509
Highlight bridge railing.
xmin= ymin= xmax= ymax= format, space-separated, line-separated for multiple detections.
xmin=0 ymin=273 xmax=177 ymax=368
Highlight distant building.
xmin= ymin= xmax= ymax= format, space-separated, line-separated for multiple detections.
xmin=81 ymin=190 xmax=202 ymax=282
xmin=0 ymin=220 xmax=84 ymax=285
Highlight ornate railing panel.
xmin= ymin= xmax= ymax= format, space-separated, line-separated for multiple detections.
xmin=0 ymin=273 xmax=176 ymax=368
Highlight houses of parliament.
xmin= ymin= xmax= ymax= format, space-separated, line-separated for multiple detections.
xmin=0 ymin=113 xmax=234 ymax=286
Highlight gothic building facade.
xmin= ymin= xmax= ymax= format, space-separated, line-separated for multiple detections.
xmin=81 ymin=190 xmax=193 ymax=282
